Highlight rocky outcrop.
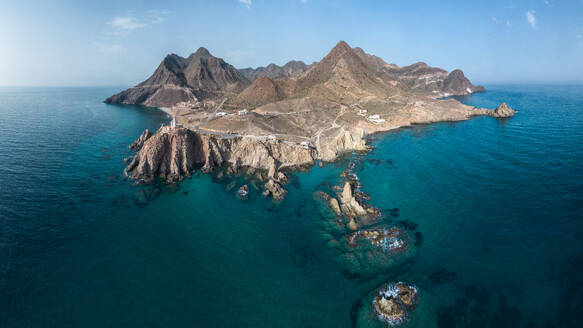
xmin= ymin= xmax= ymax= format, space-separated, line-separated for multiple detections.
xmin=489 ymin=102 xmax=516 ymax=118
xmin=372 ymin=282 xmax=418 ymax=326
xmin=319 ymin=128 xmax=368 ymax=162
xmin=125 ymin=127 xmax=315 ymax=197
xmin=125 ymin=127 xmax=204 ymax=183
xmin=328 ymin=197 xmax=342 ymax=217
xmin=263 ymin=179 xmax=287 ymax=200
xmin=340 ymin=182 xmax=368 ymax=218
xmin=129 ymin=129 xmax=152 ymax=150
xmin=442 ymin=69 xmax=486 ymax=95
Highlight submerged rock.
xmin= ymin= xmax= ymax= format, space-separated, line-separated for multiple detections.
xmin=237 ymin=184 xmax=249 ymax=199
xmin=346 ymin=227 xmax=407 ymax=253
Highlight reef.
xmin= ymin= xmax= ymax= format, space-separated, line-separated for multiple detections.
xmin=313 ymin=158 xmax=415 ymax=279
xmin=353 ymin=282 xmax=421 ymax=327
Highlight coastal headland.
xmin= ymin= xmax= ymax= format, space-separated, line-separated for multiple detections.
xmin=108 ymin=41 xmax=514 ymax=199
xmin=107 ymin=40 xmax=515 ymax=326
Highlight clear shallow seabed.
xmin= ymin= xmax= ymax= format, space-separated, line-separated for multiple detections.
xmin=0 ymin=85 xmax=582 ymax=327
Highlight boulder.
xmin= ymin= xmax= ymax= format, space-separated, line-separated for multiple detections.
xmin=237 ymin=184 xmax=249 ymax=199
xmin=347 ymin=218 xmax=360 ymax=231
xmin=264 ymin=179 xmax=287 ymax=200
xmin=328 ymin=198 xmax=342 ymax=216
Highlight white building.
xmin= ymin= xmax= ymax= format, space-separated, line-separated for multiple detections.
xmin=358 ymin=109 xmax=368 ymax=116
xmin=238 ymin=109 xmax=248 ymax=115
xmin=216 ymin=112 xmax=227 ymax=117
xmin=300 ymin=141 xmax=310 ymax=149
xmin=367 ymin=114 xmax=386 ymax=124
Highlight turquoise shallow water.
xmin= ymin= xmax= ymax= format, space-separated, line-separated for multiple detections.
xmin=1 ymin=85 xmax=582 ymax=327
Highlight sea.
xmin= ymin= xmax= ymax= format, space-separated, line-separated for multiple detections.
xmin=1 ymin=85 xmax=582 ymax=327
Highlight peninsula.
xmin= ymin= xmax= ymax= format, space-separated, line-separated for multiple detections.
xmin=107 ymin=41 xmax=514 ymax=199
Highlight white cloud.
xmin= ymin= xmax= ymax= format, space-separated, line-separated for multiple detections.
xmin=106 ymin=12 xmax=167 ymax=35
xmin=239 ymin=0 xmax=252 ymax=8
xmin=506 ymin=20 xmax=511 ymax=26
xmin=543 ymin=0 xmax=549 ymax=5
xmin=525 ymin=10 xmax=537 ymax=29
xmin=108 ymin=17 xmax=147 ymax=30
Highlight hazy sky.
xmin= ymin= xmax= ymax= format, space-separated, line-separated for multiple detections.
xmin=1 ymin=0 xmax=582 ymax=86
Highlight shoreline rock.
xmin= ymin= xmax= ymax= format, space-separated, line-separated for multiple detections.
xmin=125 ymin=126 xmax=313 ymax=198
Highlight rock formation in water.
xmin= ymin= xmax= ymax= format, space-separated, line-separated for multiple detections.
xmin=340 ymin=181 xmax=368 ymax=219
xmin=105 ymin=48 xmax=250 ymax=108
xmin=370 ymin=282 xmax=418 ymax=326
xmin=489 ymin=102 xmax=516 ymax=118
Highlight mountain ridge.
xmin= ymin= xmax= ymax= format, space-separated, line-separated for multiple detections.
xmin=105 ymin=40 xmax=485 ymax=109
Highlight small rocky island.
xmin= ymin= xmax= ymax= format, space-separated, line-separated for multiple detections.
xmin=108 ymin=41 xmax=515 ymax=199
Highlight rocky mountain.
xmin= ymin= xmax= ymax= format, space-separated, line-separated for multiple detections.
xmin=232 ymin=41 xmax=401 ymax=108
xmin=105 ymin=47 xmax=250 ymax=108
xmin=351 ymin=47 xmax=485 ymax=96
xmin=239 ymin=60 xmax=310 ymax=81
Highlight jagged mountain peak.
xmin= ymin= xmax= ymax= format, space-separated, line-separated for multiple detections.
xmin=331 ymin=40 xmax=352 ymax=53
xmin=189 ymin=47 xmax=212 ymax=58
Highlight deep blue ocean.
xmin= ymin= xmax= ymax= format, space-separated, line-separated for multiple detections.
xmin=1 ymin=85 xmax=582 ymax=327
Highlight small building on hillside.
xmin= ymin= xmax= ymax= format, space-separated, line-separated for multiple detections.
xmin=238 ymin=109 xmax=248 ymax=115
xmin=300 ymin=141 xmax=310 ymax=149
xmin=216 ymin=112 xmax=227 ymax=117
xmin=367 ymin=114 xmax=386 ymax=124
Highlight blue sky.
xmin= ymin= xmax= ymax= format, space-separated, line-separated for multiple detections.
xmin=1 ymin=0 xmax=582 ymax=86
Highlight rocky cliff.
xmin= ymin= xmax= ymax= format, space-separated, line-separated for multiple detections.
xmin=125 ymin=126 xmax=318 ymax=198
